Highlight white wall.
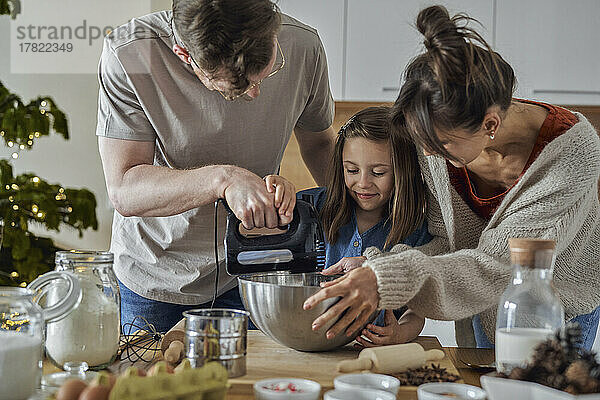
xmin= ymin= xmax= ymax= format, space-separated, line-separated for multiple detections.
xmin=277 ymin=0 xmax=345 ymax=100
xmin=0 ymin=26 xmax=111 ymax=251
xmin=0 ymin=1 xmax=170 ymax=251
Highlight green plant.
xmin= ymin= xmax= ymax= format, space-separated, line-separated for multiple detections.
xmin=0 ymin=0 xmax=20 ymax=19
xmin=0 ymin=79 xmax=98 ymax=285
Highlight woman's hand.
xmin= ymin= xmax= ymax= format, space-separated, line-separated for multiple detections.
xmin=321 ymin=256 xmax=367 ymax=275
xmin=264 ymin=175 xmax=296 ymax=225
xmin=303 ymin=266 xmax=379 ymax=339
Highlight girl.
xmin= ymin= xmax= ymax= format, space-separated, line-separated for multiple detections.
xmin=298 ymin=106 xmax=432 ymax=346
xmin=304 ymin=6 xmax=600 ymax=350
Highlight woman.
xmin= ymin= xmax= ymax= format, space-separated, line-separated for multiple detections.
xmin=303 ymin=5 xmax=600 ymax=349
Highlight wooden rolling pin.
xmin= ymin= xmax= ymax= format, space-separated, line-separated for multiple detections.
xmin=160 ymin=317 xmax=186 ymax=364
xmin=337 ymin=343 xmax=445 ymax=374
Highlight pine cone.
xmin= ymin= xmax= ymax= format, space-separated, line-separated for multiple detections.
xmin=532 ymin=339 xmax=569 ymax=373
xmin=505 ymin=323 xmax=600 ymax=395
xmin=555 ymin=323 xmax=583 ymax=361
xmin=578 ymin=377 xmax=600 ymax=394
xmin=565 ymin=359 xmax=600 ymax=394
xmin=544 ymin=373 xmax=568 ymax=390
xmin=508 ymin=367 xmax=529 ymax=381
xmin=580 ymin=351 xmax=600 ymax=380
xmin=520 ymin=365 xmax=551 ymax=383
xmin=565 ymin=384 xmax=580 ymax=395
xmin=566 ymin=360 xmax=590 ymax=388
xmin=591 ymin=366 xmax=600 ymax=381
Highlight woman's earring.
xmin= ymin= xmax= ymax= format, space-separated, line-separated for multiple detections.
xmin=489 ymin=130 xmax=495 ymax=140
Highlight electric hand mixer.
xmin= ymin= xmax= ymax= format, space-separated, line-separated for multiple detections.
xmin=223 ymin=195 xmax=326 ymax=275
xmin=160 ymin=196 xmax=327 ymax=363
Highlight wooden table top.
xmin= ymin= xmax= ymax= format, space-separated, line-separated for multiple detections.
xmin=43 ymin=332 xmax=495 ymax=400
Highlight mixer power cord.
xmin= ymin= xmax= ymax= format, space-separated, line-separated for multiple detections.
xmin=211 ymin=199 xmax=221 ymax=309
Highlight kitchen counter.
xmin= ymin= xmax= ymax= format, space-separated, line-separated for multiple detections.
xmin=43 ymin=332 xmax=494 ymax=399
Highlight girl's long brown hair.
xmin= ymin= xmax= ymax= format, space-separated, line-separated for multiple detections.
xmin=392 ymin=5 xmax=516 ymax=161
xmin=320 ymin=106 xmax=426 ymax=250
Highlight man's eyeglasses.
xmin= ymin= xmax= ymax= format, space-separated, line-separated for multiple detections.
xmin=189 ymin=38 xmax=285 ymax=101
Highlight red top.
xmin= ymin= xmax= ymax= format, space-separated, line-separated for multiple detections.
xmin=447 ymin=99 xmax=579 ymax=220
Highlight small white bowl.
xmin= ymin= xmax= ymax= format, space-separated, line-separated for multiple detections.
xmin=324 ymin=387 xmax=396 ymax=400
xmin=334 ymin=373 xmax=400 ymax=395
xmin=417 ymin=382 xmax=487 ymax=400
xmin=480 ymin=373 xmax=600 ymax=400
xmin=253 ymin=378 xmax=321 ymax=400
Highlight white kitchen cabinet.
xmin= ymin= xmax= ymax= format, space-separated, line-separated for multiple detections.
xmin=421 ymin=319 xmax=457 ymax=347
xmin=495 ymin=0 xmax=600 ymax=105
xmin=277 ymin=0 xmax=345 ymax=100
xmin=345 ymin=0 xmax=494 ymax=101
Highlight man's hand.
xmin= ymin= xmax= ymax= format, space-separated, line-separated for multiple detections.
xmin=321 ymin=256 xmax=366 ymax=275
xmin=223 ymin=167 xmax=281 ymax=229
xmin=264 ymin=175 xmax=296 ymax=225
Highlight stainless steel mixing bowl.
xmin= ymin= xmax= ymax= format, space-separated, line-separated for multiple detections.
xmin=238 ymin=272 xmax=377 ymax=352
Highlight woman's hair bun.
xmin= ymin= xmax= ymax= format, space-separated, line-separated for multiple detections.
xmin=417 ymin=5 xmax=458 ymax=53
xmin=415 ymin=5 xmax=494 ymax=86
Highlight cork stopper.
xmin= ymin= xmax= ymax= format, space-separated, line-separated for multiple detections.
xmin=509 ymin=238 xmax=555 ymax=268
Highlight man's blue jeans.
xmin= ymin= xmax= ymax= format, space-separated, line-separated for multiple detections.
xmin=118 ymin=280 xmax=257 ymax=333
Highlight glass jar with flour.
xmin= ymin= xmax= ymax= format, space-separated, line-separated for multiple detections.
xmin=45 ymin=250 xmax=120 ymax=370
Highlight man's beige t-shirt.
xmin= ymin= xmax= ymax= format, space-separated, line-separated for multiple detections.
xmin=96 ymin=11 xmax=334 ymax=304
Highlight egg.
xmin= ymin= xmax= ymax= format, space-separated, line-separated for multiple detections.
xmin=93 ymin=371 xmax=117 ymax=389
xmin=78 ymin=385 xmax=111 ymax=400
xmin=107 ymin=373 xmax=117 ymax=388
xmin=147 ymin=361 xmax=174 ymax=376
xmin=55 ymin=379 xmax=88 ymax=400
xmin=120 ymin=366 xmax=147 ymax=378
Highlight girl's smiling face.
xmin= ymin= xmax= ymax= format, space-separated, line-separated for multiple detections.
xmin=343 ymin=137 xmax=394 ymax=216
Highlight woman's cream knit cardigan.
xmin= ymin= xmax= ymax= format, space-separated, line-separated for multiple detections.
xmin=364 ymin=113 xmax=600 ymax=346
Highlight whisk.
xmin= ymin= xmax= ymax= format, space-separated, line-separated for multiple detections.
xmin=119 ymin=315 xmax=163 ymax=363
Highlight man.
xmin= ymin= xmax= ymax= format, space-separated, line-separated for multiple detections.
xmin=96 ymin=0 xmax=335 ymax=332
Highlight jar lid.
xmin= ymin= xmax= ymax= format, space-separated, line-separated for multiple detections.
xmin=28 ymin=271 xmax=82 ymax=323
xmin=55 ymin=250 xmax=114 ymax=264
xmin=508 ymin=238 xmax=555 ymax=267
xmin=508 ymin=238 xmax=556 ymax=251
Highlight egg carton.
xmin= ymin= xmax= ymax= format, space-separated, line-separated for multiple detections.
xmin=481 ymin=374 xmax=600 ymax=400
xmin=109 ymin=360 xmax=229 ymax=400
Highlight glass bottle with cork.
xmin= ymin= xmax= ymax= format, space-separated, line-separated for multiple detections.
xmin=495 ymin=238 xmax=564 ymax=374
